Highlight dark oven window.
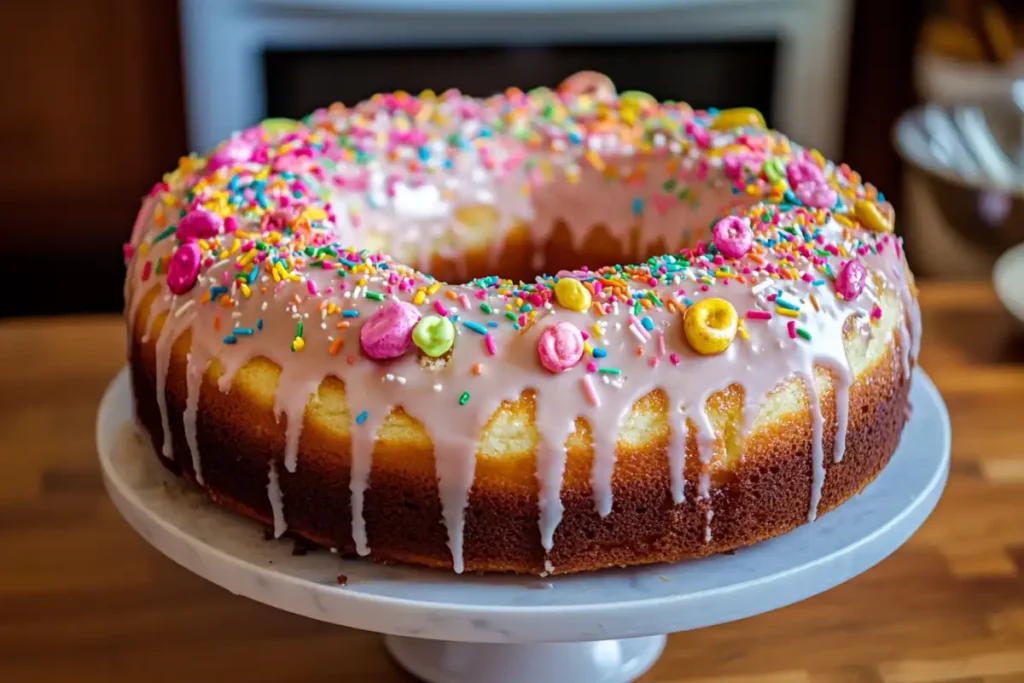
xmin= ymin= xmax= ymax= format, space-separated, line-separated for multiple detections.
xmin=263 ymin=41 xmax=777 ymax=122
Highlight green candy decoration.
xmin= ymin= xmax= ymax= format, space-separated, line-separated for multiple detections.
xmin=412 ymin=315 xmax=456 ymax=358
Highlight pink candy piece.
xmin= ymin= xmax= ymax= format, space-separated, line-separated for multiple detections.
xmin=794 ymin=180 xmax=837 ymax=209
xmin=835 ymin=259 xmax=867 ymax=301
xmin=167 ymin=242 xmax=202 ymax=295
xmin=177 ymin=209 xmax=223 ymax=241
xmin=207 ymin=137 xmax=255 ymax=173
xmin=712 ymin=216 xmax=754 ymax=259
xmin=786 ymin=159 xmax=824 ymax=189
xmin=537 ymin=321 xmax=585 ymax=373
xmin=360 ymin=300 xmax=422 ymax=360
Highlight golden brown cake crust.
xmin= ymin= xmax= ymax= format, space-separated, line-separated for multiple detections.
xmin=130 ymin=326 xmax=910 ymax=575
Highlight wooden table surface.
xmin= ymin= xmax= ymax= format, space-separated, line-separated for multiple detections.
xmin=2 ymin=281 xmax=1023 ymax=683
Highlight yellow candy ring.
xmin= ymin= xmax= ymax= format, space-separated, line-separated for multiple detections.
xmin=710 ymin=108 xmax=767 ymax=131
xmin=684 ymin=298 xmax=739 ymax=355
xmin=554 ymin=278 xmax=592 ymax=312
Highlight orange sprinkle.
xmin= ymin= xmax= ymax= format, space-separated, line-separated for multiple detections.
xmin=472 ymin=363 xmax=482 ymax=376
xmin=260 ymin=286 xmax=268 ymax=294
xmin=748 ymin=253 xmax=766 ymax=265
xmin=219 ymin=295 xmax=233 ymax=307
xmin=635 ymin=347 xmax=644 ymax=356
xmin=201 ymin=291 xmax=212 ymax=304
xmin=810 ymin=294 xmax=820 ymax=312
xmin=335 ymin=321 xmax=351 ymax=330
xmin=213 ymin=317 xmax=221 ymax=331
xmin=329 ymin=337 xmax=345 ymax=356
xmin=446 ymin=290 xmax=459 ymax=301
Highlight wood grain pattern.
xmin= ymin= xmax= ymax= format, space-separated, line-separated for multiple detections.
xmin=0 ymin=281 xmax=1022 ymax=683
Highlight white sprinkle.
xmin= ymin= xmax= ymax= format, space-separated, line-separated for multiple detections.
xmin=174 ymin=299 xmax=195 ymax=318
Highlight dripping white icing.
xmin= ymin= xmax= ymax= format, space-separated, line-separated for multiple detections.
xmin=802 ymin=370 xmax=826 ymax=522
xmin=274 ymin=368 xmax=321 ymax=473
xmin=184 ymin=349 xmax=210 ymax=484
xmin=667 ymin=405 xmax=688 ymax=505
xmin=267 ymin=460 xmax=287 ymax=538
xmin=533 ymin=395 xmax=572 ymax=554
xmin=348 ymin=410 xmax=387 ymax=557
xmin=154 ymin=299 xmax=194 ymax=459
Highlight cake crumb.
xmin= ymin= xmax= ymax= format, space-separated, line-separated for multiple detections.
xmin=337 ymin=573 xmax=348 ymax=586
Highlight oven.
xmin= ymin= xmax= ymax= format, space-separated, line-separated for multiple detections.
xmin=180 ymin=0 xmax=853 ymax=157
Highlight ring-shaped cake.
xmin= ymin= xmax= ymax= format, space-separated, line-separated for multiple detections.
xmin=125 ymin=72 xmax=920 ymax=575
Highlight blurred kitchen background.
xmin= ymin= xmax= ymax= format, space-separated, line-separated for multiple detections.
xmin=1 ymin=0 xmax=1022 ymax=318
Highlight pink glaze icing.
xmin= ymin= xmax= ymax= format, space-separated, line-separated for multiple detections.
xmin=124 ymin=73 xmax=921 ymax=574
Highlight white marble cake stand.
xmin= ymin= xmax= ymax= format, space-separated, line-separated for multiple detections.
xmin=97 ymin=368 xmax=950 ymax=683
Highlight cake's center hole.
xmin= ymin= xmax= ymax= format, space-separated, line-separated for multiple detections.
xmin=422 ymin=204 xmax=673 ymax=285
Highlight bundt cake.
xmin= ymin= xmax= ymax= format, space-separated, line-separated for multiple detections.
xmin=124 ymin=71 xmax=920 ymax=575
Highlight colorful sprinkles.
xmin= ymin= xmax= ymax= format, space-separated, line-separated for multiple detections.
xmin=128 ymin=82 xmax=906 ymax=413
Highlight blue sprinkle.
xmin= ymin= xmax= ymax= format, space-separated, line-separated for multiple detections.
xmin=248 ymin=268 xmax=258 ymax=284
xmin=355 ymin=410 xmax=368 ymax=425
xmin=222 ymin=335 xmax=237 ymax=344
xmin=521 ymin=303 xmax=533 ymax=313
xmin=463 ymin=321 xmax=488 ymax=335
xmin=632 ymin=198 xmax=644 ymax=216
xmin=640 ymin=316 xmax=655 ymax=332
xmin=257 ymin=318 xmax=264 ymax=330
xmin=338 ymin=258 xmax=358 ymax=268
xmin=684 ymin=298 xmax=694 ymax=307
xmin=487 ymin=321 xmax=499 ymax=328
xmin=210 ymin=286 xmax=227 ymax=298
xmin=343 ymin=310 xmax=360 ymax=318
xmin=418 ymin=146 xmax=430 ymax=161
xmin=811 ymin=279 xmax=826 ymax=287
xmin=593 ymin=348 xmax=608 ymax=358
xmin=776 ymin=298 xmax=800 ymax=311
xmin=233 ymin=327 xmax=254 ymax=336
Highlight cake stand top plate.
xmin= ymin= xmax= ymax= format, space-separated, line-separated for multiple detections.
xmin=98 ymin=368 xmax=949 ymax=644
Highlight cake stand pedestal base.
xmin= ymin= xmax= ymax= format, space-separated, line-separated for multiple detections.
xmin=385 ymin=634 xmax=667 ymax=683
xmin=97 ymin=368 xmax=950 ymax=683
